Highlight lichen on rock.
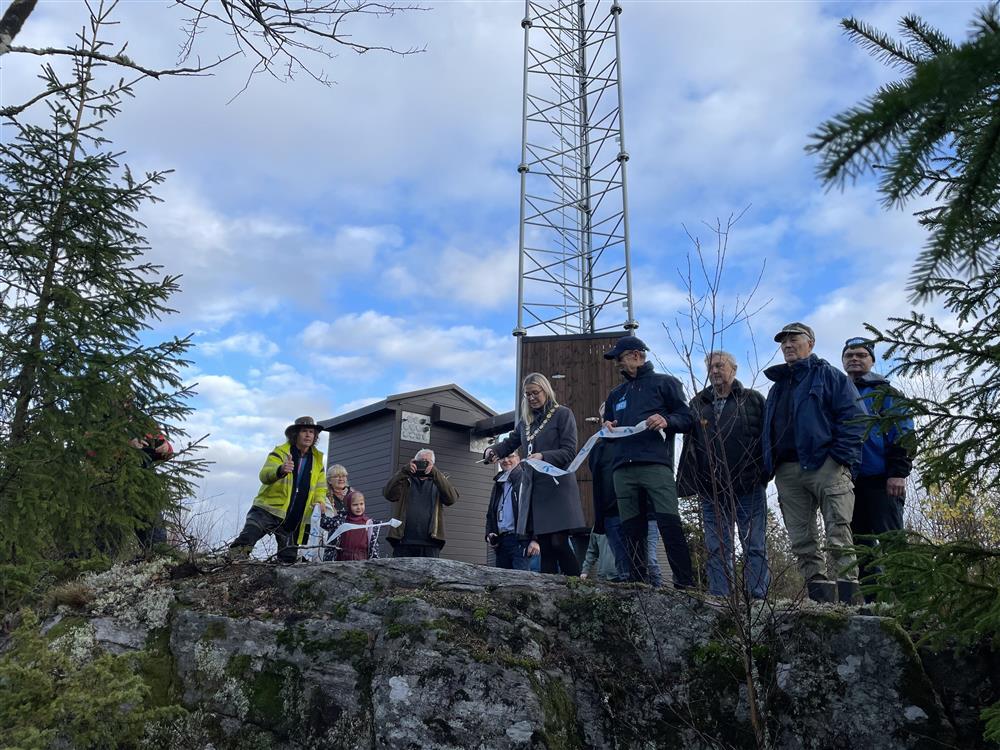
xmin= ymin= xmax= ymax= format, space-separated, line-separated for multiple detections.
xmin=6 ymin=556 xmax=996 ymax=749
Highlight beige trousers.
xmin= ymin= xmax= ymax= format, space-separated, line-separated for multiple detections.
xmin=775 ymin=456 xmax=858 ymax=583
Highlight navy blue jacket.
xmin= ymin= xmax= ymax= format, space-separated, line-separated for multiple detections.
xmin=852 ymin=372 xmax=914 ymax=479
xmin=762 ymin=355 xmax=865 ymax=476
xmin=587 ymin=441 xmax=618 ymax=534
xmin=602 ymin=362 xmax=694 ymax=471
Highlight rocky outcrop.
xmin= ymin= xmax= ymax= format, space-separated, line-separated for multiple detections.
xmin=30 ymin=557 xmax=994 ymax=749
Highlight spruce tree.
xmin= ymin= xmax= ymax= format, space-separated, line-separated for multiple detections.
xmin=808 ymin=4 xmax=1000 ymax=499
xmin=808 ymin=6 xmax=1000 ymax=741
xmin=0 ymin=21 xmax=205 ymax=569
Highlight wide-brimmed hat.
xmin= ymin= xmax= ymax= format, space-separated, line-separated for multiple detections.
xmin=284 ymin=416 xmax=324 ymax=440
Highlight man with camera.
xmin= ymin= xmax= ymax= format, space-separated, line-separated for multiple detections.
xmin=384 ymin=449 xmax=459 ymax=558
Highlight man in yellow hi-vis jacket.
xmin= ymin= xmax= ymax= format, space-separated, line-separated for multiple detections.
xmin=229 ymin=416 xmax=327 ymax=562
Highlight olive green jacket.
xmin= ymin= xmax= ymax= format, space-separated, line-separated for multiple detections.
xmin=383 ymin=466 xmax=459 ymax=545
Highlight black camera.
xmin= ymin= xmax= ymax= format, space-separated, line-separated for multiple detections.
xmin=413 ymin=459 xmax=429 ymax=474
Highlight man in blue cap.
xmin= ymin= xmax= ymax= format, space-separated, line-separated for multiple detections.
xmin=601 ymin=335 xmax=696 ymax=588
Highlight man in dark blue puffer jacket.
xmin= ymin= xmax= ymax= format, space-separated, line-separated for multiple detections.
xmin=763 ymin=323 xmax=865 ymax=604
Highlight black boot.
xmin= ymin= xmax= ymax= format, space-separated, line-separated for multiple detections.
xmin=621 ymin=516 xmax=650 ymax=583
xmin=656 ymin=512 xmax=695 ymax=589
xmin=807 ymin=577 xmax=837 ymax=603
xmin=837 ymin=580 xmax=861 ymax=606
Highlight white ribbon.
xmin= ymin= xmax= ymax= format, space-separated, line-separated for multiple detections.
xmin=327 ymin=518 xmax=402 ymax=542
xmin=498 ymin=421 xmax=665 ymax=483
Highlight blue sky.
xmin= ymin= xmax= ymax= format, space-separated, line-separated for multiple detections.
xmin=2 ymin=0 xmax=969 ymax=537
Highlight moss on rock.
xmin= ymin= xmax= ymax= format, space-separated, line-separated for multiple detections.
xmin=531 ymin=674 xmax=585 ymax=750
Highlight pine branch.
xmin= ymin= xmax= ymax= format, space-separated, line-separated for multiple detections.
xmin=971 ymin=3 xmax=1000 ymax=36
xmin=841 ymin=16 xmax=921 ymax=69
xmin=899 ymin=14 xmax=956 ymax=58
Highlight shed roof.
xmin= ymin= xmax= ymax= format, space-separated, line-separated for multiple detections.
xmin=322 ymin=383 xmax=498 ymax=431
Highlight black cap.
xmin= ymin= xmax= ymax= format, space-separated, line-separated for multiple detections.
xmin=842 ymin=337 xmax=875 ymax=360
xmin=603 ymin=335 xmax=649 ymax=360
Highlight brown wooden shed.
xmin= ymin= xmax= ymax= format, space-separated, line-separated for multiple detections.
xmin=320 ymin=385 xmax=501 ymax=564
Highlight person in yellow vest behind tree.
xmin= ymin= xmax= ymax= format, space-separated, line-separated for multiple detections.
xmin=228 ymin=416 xmax=328 ymax=563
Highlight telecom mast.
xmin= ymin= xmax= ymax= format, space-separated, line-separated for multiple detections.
xmin=514 ymin=0 xmax=637 ymax=338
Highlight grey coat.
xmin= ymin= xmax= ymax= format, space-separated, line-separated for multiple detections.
xmin=490 ymin=403 xmax=586 ymax=537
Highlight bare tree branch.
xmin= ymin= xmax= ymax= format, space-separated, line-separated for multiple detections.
xmin=8 ymin=43 xmax=236 ymax=79
xmin=3 ymin=0 xmax=425 ymax=119
xmin=0 ymin=0 xmax=37 ymax=54
xmin=174 ymin=0 xmax=427 ymax=87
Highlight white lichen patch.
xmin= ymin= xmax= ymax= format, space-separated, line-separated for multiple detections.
xmin=836 ymin=654 xmax=862 ymax=679
xmin=216 ymin=679 xmax=250 ymax=721
xmin=195 ymin=642 xmax=232 ymax=681
xmin=83 ymin=560 xmax=175 ymax=629
xmin=51 ymin=620 xmax=98 ymax=664
xmin=194 ymin=642 xmax=250 ymax=720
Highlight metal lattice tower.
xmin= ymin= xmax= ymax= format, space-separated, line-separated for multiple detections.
xmin=514 ymin=0 xmax=637 ymax=338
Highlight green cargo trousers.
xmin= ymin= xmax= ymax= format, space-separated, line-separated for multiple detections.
xmin=775 ymin=456 xmax=858 ymax=583
xmin=613 ymin=463 xmax=694 ymax=588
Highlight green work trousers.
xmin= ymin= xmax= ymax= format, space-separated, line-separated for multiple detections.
xmin=613 ymin=463 xmax=679 ymax=521
xmin=775 ymin=456 xmax=858 ymax=583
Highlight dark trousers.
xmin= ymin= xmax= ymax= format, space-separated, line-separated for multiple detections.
xmin=538 ymin=532 xmax=581 ymax=576
xmin=493 ymin=533 xmax=537 ymax=571
xmin=231 ymin=506 xmax=304 ymax=563
xmin=852 ymin=474 xmax=905 ymax=596
xmin=614 ymin=464 xmax=694 ymax=588
xmin=392 ymin=543 xmax=441 ymax=558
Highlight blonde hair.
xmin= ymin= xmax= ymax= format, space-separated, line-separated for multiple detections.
xmin=520 ymin=372 xmax=558 ymax=424
xmin=327 ymin=464 xmax=348 ymax=483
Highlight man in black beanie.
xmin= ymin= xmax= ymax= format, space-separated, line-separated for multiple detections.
xmin=842 ymin=337 xmax=914 ymax=598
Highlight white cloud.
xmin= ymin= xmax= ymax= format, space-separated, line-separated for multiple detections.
xmin=139 ymin=181 xmax=406 ymax=326
xmin=201 ymin=332 xmax=280 ymax=358
xmin=334 ymin=395 xmax=385 ymax=414
xmin=301 ymin=310 xmax=516 ymax=385
xmin=382 ymin=244 xmax=518 ymax=311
